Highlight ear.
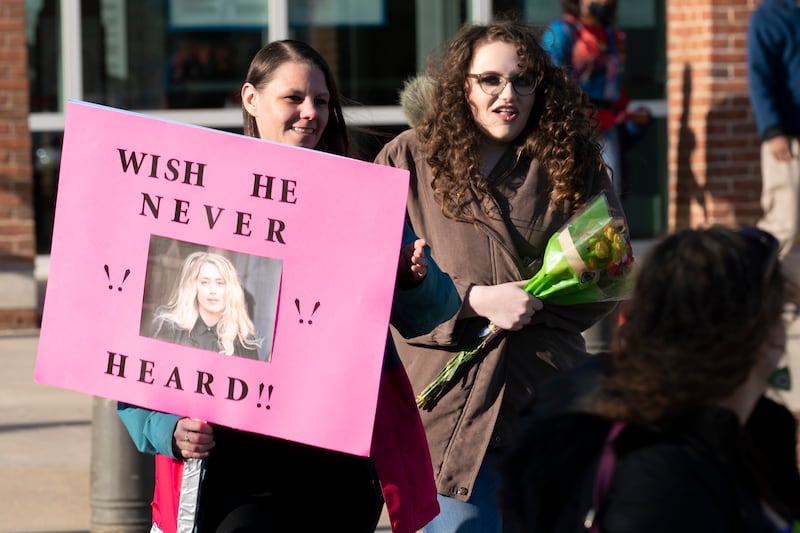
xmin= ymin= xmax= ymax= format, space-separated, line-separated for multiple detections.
xmin=241 ymin=82 xmax=258 ymax=116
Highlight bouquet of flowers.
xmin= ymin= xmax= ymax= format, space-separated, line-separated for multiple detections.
xmin=416 ymin=193 xmax=635 ymax=410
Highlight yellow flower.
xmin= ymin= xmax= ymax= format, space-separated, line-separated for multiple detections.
xmin=594 ymin=240 xmax=610 ymax=259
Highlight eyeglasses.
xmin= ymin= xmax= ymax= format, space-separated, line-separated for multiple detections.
xmin=738 ymin=226 xmax=780 ymax=286
xmin=466 ymin=73 xmax=539 ymax=96
xmin=738 ymin=226 xmax=797 ymax=327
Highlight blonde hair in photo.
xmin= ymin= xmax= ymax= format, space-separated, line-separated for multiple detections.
xmin=154 ymin=251 xmax=260 ymax=355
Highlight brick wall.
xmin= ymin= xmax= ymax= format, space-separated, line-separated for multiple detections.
xmin=667 ymin=0 xmax=762 ymax=231
xmin=0 ymin=0 xmax=37 ymax=328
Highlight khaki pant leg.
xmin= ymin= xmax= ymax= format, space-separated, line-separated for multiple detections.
xmin=774 ymin=309 xmax=800 ymax=411
xmin=758 ymin=137 xmax=800 ymax=256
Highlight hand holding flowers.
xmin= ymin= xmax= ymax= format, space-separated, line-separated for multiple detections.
xmin=416 ymin=193 xmax=635 ymax=410
xmin=464 ymin=280 xmax=543 ymax=331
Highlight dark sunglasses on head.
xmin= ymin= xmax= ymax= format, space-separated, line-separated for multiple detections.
xmin=738 ymin=227 xmax=800 ymax=326
xmin=738 ymin=227 xmax=798 ymax=392
xmin=738 ymin=226 xmax=780 ymax=286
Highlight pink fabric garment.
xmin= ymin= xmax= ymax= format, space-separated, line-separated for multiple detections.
xmin=152 ymin=454 xmax=183 ymax=533
xmin=372 ymin=363 xmax=440 ymax=533
xmin=586 ymin=421 xmax=627 ymax=533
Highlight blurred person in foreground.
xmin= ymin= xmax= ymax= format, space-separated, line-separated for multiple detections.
xmin=501 ymin=226 xmax=800 ymax=532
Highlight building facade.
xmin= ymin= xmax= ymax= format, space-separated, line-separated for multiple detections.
xmin=667 ymin=0 xmax=762 ymax=231
xmin=1 ymin=0 xmax=36 ymax=327
xmin=1 ymin=0 xmax=762 ymax=328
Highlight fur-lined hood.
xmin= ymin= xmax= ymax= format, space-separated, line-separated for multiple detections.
xmin=399 ymin=75 xmax=435 ymax=128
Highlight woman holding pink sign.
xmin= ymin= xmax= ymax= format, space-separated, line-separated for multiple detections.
xmin=119 ymin=39 xmax=460 ymax=533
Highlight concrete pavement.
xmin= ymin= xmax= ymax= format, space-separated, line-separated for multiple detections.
xmin=0 ymin=329 xmax=91 ymax=533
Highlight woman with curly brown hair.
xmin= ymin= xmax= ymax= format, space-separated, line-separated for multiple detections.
xmin=374 ymin=17 xmax=626 ymax=533
xmin=500 ymin=226 xmax=800 ymax=532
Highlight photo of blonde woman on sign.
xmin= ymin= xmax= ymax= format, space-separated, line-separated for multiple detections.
xmin=140 ymin=235 xmax=281 ymax=362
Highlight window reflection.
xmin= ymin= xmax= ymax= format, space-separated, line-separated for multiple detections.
xmin=76 ymin=0 xmax=262 ymax=110
xmin=166 ymin=33 xmax=256 ymax=109
xmin=27 ymin=0 xmax=59 ymax=112
xmin=31 ymin=132 xmax=62 ymax=254
xmin=27 ymin=0 xmax=471 ymax=111
xmin=291 ymin=1 xmax=466 ymax=106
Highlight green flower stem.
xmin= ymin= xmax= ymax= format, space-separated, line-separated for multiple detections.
xmin=416 ymin=324 xmax=502 ymax=410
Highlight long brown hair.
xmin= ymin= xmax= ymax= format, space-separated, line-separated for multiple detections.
xmin=417 ymin=17 xmax=604 ymax=222
xmin=242 ymin=40 xmax=349 ymax=156
xmin=595 ymin=227 xmax=786 ymax=424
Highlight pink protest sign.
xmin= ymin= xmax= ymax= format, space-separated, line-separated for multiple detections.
xmin=35 ymin=101 xmax=410 ymax=457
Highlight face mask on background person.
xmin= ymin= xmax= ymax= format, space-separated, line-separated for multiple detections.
xmin=587 ymin=1 xmax=614 ymax=25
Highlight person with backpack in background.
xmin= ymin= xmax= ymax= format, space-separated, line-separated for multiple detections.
xmin=543 ymin=0 xmax=651 ymax=198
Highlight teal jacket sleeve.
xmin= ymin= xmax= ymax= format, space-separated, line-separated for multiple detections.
xmin=117 ymin=401 xmax=182 ymax=458
xmin=390 ymin=222 xmax=460 ymax=339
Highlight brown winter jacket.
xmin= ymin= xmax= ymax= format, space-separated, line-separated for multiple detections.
xmin=374 ymin=129 xmax=626 ymax=501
